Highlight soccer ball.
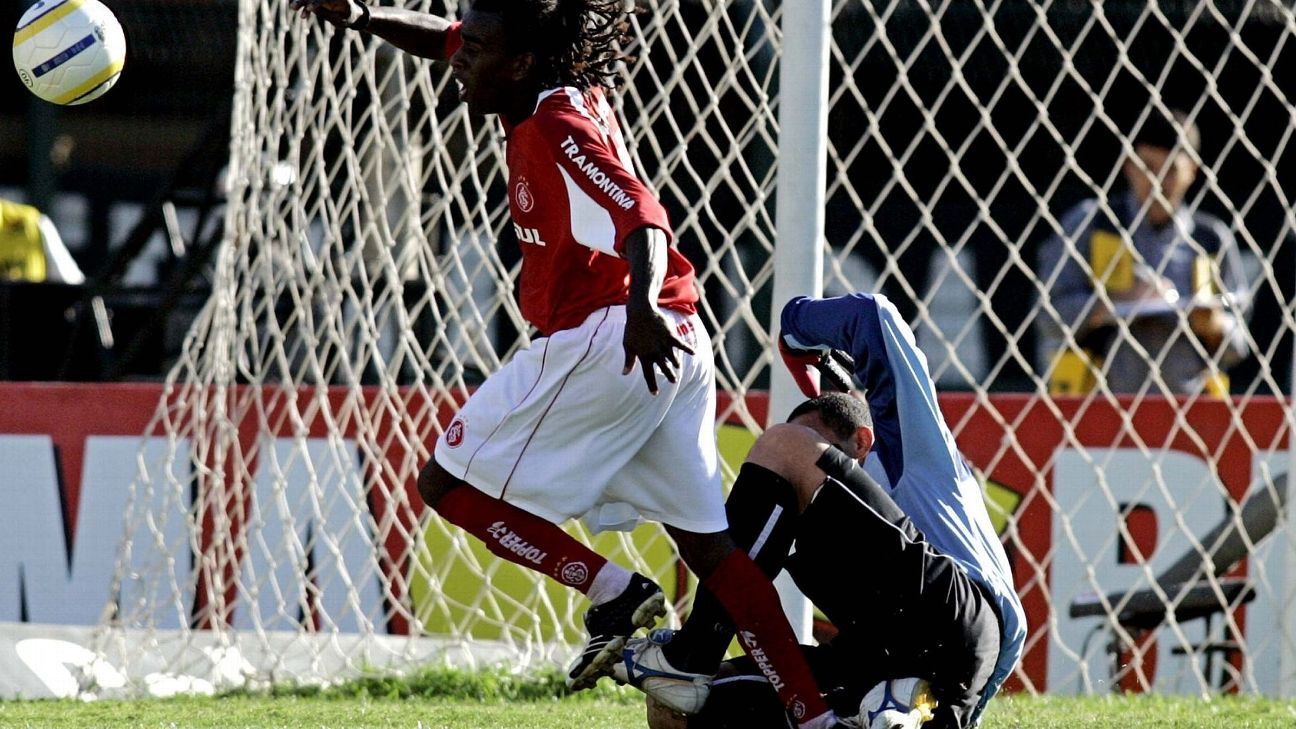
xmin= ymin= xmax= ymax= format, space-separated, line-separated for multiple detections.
xmin=12 ymin=0 xmax=126 ymax=106
xmin=858 ymin=677 xmax=938 ymax=729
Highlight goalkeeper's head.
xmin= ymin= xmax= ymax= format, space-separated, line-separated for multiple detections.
xmin=454 ymin=0 xmax=630 ymax=117
xmin=787 ymin=391 xmax=874 ymax=462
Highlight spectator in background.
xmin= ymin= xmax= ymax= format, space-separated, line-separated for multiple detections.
xmin=1036 ymin=110 xmax=1250 ymax=396
xmin=0 ymin=197 xmax=84 ymax=284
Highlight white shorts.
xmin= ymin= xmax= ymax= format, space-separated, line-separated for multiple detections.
xmin=434 ymin=305 xmax=727 ymax=534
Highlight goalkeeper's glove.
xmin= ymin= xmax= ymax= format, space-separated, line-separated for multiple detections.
xmin=778 ymin=334 xmax=857 ymax=398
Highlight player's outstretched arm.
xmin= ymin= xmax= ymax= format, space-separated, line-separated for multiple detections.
xmin=622 ymin=226 xmax=694 ymax=395
xmin=290 ymin=0 xmax=456 ymax=60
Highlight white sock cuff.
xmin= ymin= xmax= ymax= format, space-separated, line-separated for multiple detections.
xmin=586 ymin=562 xmax=633 ymax=606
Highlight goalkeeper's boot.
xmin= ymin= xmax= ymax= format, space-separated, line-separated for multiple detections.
xmin=609 ymin=629 xmax=712 ymax=714
xmin=857 ymin=677 xmax=937 ymax=729
xmin=566 ymin=573 xmax=666 ymax=691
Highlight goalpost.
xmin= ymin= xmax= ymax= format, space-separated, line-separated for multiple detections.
xmin=93 ymin=0 xmax=1296 ymax=698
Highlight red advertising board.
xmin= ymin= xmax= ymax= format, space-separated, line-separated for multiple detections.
xmin=1 ymin=383 xmax=1287 ymax=692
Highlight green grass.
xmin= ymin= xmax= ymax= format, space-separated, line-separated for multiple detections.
xmin=0 ymin=696 xmax=642 ymax=729
xmin=2 ymin=668 xmax=1295 ymax=728
xmin=985 ymin=694 xmax=1296 ymax=728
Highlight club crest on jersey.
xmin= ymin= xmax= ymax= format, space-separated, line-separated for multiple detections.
xmin=515 ymin=177 xmax=535 ymax=212
xmin=676 ymin=319 xmax=697 ymax=349
xmin=446 ymin=417 xmax=465 ymax=448
xmin=514 ymin=223 xmax=547 ymax=247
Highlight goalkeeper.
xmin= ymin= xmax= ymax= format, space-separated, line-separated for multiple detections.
xmin=620 ymin=293 xmax=1026 ymax=729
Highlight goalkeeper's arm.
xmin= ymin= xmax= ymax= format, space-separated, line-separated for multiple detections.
xmin=778 ymin=335 xmax=856 ymax=398
xmin=291 ymin=0 xmax=457 ymax=60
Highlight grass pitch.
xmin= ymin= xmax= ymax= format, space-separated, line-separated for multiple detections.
xmin=2 ymin=668 xmax=1295 ymax=728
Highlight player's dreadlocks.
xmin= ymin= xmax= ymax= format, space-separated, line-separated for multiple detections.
xmin=472 ymin=0 xmax=633 ymax=90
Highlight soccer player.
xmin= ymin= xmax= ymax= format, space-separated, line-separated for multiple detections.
xmin=630 ymin=392 xmax=998 ymax=729
xmin=616 ymin=293 xmax=1026 ymax=729
xmin=290 ymin=1 xmax=848 ymax=726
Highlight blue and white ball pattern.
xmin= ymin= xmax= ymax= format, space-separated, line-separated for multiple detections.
xmin=12 ymin=0 xmax=126 ymax=106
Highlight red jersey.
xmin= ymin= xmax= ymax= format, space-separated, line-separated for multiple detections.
xmin=442 ymin=18 xmax=697 ymax=334
xmin=502 ymin=87 xmax=699 ymax=334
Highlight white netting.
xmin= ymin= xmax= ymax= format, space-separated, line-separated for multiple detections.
xmin=97 ymin=0 xmax=784 ymax=690
xmin=822 ymin=0 xmax=1296 ymax=695
xmin=100 ymin=0 xmax=1296 ymax=698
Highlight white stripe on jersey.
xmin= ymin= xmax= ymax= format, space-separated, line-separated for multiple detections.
xmin=563 ymin=87 xmax=640 ymax=175
xmin=551 ymin=87 xmax=635 ymax=256
xmin=591 ymin=91 xmax=638 ymax=172
xmin=563 ymin=87 xmax=612 ymax=140
xmin=556 ymin=165 xmax=619 ymax=255
xmin=534 ymin=87 xmax=563 ymax=113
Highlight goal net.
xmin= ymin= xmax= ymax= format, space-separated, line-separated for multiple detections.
xmin=97 ymin=0 xmax=1296 ymax=698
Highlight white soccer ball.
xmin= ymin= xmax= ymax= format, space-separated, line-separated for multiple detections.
xmin=12 ymin=0 xmax=126 ymax=106
xmin=858 ymin=677 xmax=937 ymax=729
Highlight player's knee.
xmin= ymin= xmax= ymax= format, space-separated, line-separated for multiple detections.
xmin=416 ymin=458 xmax=457 ymax=509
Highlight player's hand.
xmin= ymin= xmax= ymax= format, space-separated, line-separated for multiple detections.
xmin=1083 ymin=296 xmax=1115 ymax=331
xmin=1188 ymin=302 xmax=1228 ymax=350
xmin=290 ymin=0 xmax=361 ymax=28
xmin=623 ymin=307 xmax=694 ymax=395
xmin=1116 ymin=264 xmax=1179 ymax=304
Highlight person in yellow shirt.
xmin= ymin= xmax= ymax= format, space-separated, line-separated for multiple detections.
xmin=0 ymin=198 xmax=85 ymax=284
xmin=1035 ymin=111 xmax=1249 ymax=396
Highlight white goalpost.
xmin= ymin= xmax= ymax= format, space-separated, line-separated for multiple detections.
xmin=83 ymin=0 xmax=1296 ymax=699
xmin=770 ymin=0 xmax=829 ymax=641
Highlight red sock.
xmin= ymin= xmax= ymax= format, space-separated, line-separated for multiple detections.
xmin=702 ymin=549 xmax=830 ymax=725
xmin=436 ymin=485 xmax=607 ymax=593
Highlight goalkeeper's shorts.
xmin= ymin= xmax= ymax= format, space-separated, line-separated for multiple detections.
xmin=786 ymin=479 xmax=1002 ymax=729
